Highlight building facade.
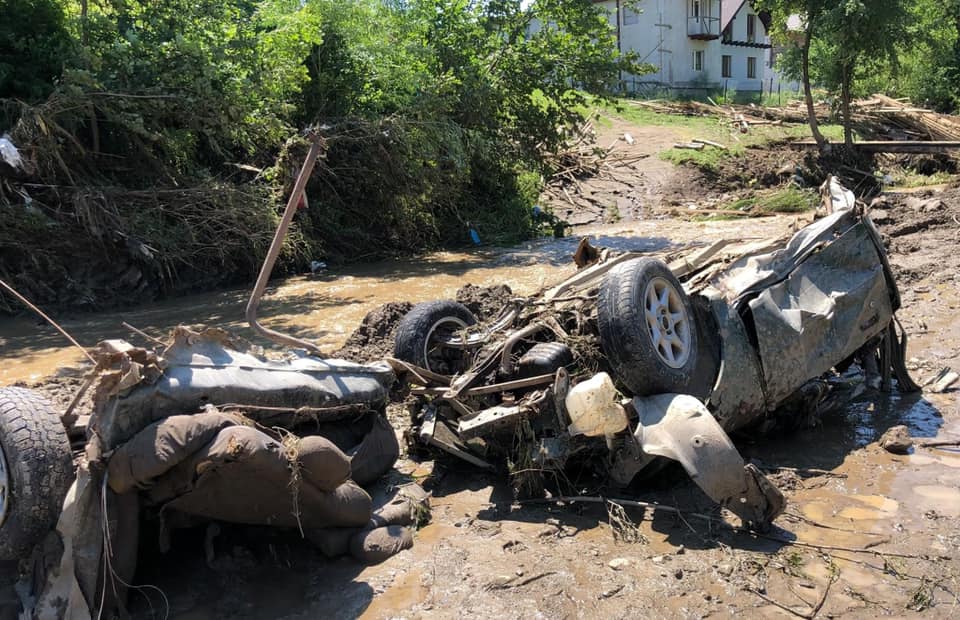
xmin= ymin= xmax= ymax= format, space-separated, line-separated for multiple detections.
xmin=593 ymin=1 xmax=789 ymax=94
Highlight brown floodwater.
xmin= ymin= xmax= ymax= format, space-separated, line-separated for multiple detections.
xmin=0 ymin=217 xmax=792 ymax=386
xmin=12 ymin=212 xmax=955 ymax=619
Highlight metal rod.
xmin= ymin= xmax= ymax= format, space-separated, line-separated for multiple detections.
xmin=499 ymin=322 xmax=546 ymax=375
xmin=0 ymin=277 xmax=96 ymax=364
xmin=245 ymin=135 xmax=325 ymax=354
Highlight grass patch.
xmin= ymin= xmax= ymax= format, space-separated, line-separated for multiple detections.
xmin=726 ymin=187 xmax=817 ymax=214
xmin=695 ymin=187 xmax=817 ymax=221
xmin=659 ymin=144 xmax=742 ymax=172
xmin=887 ymin=170 xmax=959 ymax=189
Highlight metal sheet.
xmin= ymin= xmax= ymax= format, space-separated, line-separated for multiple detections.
xmin=748 ymin=222 xmax=894 ymax=405
xmin=703 ymin=290 xmax=767 ymax=431
xmin=633 ymin=394 xmax=785 ymax=529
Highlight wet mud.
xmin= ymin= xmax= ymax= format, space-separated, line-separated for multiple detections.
xmin=3 ymin=131 xmax=960 ymax=618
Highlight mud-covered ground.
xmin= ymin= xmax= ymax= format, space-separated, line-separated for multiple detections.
xmin=5 ymin=126 xmax=960 ymax=619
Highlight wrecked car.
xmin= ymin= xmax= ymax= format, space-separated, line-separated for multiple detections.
xmin=389 ymin=178 xmax=918 ymax=529
xmin=0 ymin=135 xmax=432 ymax=619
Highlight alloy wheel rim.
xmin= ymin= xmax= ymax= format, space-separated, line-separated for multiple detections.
xmin=643 ymin=277 xmax=691 ymax=369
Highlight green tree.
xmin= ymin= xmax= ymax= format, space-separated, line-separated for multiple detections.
xmin=0 ymin=0 xmax=74 ymax=104
xmin=756 ymin=0 xmax=830 ymax=148
xmin=761 ymin=0 xmax=911 ymax=149
xmin=818 ymin=0 xmax=908 ymax=147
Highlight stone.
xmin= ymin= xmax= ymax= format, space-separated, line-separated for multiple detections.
xmin=879 ymin=425 xmax=913 ymax=454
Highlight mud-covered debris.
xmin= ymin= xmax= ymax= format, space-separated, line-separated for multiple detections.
xmin=607 ymin=558 xmax=631 ymax=571
xmin=331 ymin=301 xmax=413 ymax=363
xmin=931 ymin=370 xmax=959 ymax=393
xmin=880 ymin=425 xmax=913 ymax=454
xmin=456 ymin=283 xmax=513 ymax=321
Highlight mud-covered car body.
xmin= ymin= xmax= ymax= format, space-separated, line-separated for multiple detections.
xmin=1 ymin=329 xmax=407 ymax=618
xmin=393 ymin=195 xmax=914 ymax=527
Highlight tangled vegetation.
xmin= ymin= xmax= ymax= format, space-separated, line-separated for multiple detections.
xmin=0 ymin=0 xmax=641 ymax=312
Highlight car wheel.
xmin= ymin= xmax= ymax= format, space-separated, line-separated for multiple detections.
xmin=0 ymin=387 xmax=74 ymax=562
xmin=598 ymin=257 xmax=699 ymax=395
xmin=515 ymin=342 xmax=574 ymax=379
xmin=394 ymin=301 xmax=478 ymax=375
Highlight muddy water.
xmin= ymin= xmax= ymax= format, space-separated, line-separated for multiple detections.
xmin=0 ymin=217 xmax=793 ymax=386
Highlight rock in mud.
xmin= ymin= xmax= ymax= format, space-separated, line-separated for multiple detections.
xmin=607 ymin=558 xmax=631 ymax=571
xmin=456 ymin=283 xmax=513 ymax=322
xmin=879 ymin=425 xmax=913 ymax=454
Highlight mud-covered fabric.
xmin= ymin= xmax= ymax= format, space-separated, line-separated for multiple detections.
xmin=347 ymin=414 xmax=400 ymax=486
xmin=156 ymin=426 xmax=368 ymax=529
xmin=107 ymin=412 xmax=240 ymax=494
xmin=349 ymin=525 xmax=414 ymax=564
xmin=95 ymin=330 xmax=395 ymax=449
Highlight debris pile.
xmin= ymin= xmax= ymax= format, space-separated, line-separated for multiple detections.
xmin=852 ymin=94 xmax=960 ymax=141
xmin=540 ymin=115 xmax=652 ymax=222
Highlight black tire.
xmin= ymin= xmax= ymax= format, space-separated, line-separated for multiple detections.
xmin=0 ymin=387 xmax=74 ymax=562
xmin=515 ymin=342 xmax=574 ymax=379
xmin=598 ymin=258 xmax=699 ymax=396
xmin=394 ymin=301 xmax=478 ymax=375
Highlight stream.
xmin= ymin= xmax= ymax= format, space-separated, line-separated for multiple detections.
xmin=0 ymin=218 xmax=791 ymax=386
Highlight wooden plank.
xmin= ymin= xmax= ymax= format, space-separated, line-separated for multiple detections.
xmin=788 ymin=141 xmax=960 ymax=153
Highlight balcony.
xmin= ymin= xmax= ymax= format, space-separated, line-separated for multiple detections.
xmin=688 ymin=16 xmax=720 ymax=40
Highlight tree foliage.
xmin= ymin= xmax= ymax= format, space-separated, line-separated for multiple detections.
xmin=0 ymin=0 xmax=641 ymax=310
xmin=760 ymin=0 xmax=913 ymax=147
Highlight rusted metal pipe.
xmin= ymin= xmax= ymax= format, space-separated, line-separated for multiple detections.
xmin=499 ymin=322 xmax=546 ymax=375
xmin=245 ymin=134 xmax=325 ymax=354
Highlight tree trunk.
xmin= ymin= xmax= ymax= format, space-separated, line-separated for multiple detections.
xmin=80 ymin=0 xmax=88 ymax=46
xmin=801 ymin=20 xmax=826 ymax=149
xmin=841 ymin=63 xmax=853 ymax=149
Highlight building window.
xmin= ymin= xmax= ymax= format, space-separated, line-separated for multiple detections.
xmin=747 ymin=14 xmax=756 ymax=42
xmin=623 ymin=8 xmax=638 ymax=26
xmin=747 ymin=56 xmax=757 ymax=78
xmin=722 ymin=24 xmax=732 ymax=42
xmin=693 ymin=50 xmax=704 ymax=72
xmin=722 ymin=55 xmax=732 ymax=78
xmin=692 ymin=0 xmax=701 ymax=18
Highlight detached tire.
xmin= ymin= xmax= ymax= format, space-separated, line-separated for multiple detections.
xmin=598 ymin=258 xmax=699 ymax=396
xmin=394 ymin=301 xmax=477 ymax=375
xmin=0 ymin=387 xmax=73 ymax=562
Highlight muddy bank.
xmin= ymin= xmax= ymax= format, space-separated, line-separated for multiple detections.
xmin=872 ymin=188 xmax=960 ymax=286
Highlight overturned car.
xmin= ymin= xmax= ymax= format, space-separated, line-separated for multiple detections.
xmin=0 ymin=130 xmax=917 ymax=618
xmin=389 ymin=180 xmax=917 ymax=529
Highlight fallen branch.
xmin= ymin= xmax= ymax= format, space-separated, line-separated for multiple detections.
xmin=0 ymin=277 xmax=96 ymax=364
xmin=745 ymin=572 xmax=837 ymax=619
xmin=917 ymin=439 xmax=960 ymax=449
xmin=692 ymin=138 xmax=728 ymax=150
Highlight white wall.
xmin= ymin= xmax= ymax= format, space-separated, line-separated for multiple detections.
xmin=720 ymin=5 xmax=766 ymax=93
xmin=599 ymin=0 xmax=723 ymax=90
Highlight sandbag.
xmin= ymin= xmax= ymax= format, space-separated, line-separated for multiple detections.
xmin=107 ymin=412 xmax=239 ymax=494
xmin=349 ymin=525 xmax=413 ymax=564
xmin=163 ymin=426 xmax=371 ymax=529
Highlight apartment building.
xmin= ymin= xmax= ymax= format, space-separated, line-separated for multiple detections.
xmin=594 ymin=1 xmax=787 ymax=94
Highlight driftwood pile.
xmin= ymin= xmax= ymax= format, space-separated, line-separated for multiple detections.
xmin=851 ymin=94 xmax=960 ymax=141
xmin=624 ymin=95 xmax=960 ymax=142
xmin=541 ymin=115 xmax=650 ymax=222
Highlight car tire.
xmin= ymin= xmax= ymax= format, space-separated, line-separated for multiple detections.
xmin=394 ymin=301 xmax=478 ymax=375
xmin=598 ymin=257 xmax=699 ymax=396
xmin=0 ymin=387 xmax=74 ymax=562
xmin=515 ymin=342 xmax=574 ymax=378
